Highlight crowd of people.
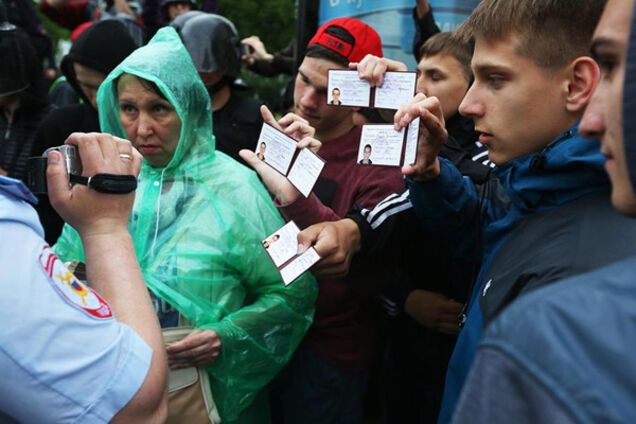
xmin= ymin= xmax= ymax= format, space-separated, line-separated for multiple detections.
xmin=1 ymin=0 xmax=635 ymax=423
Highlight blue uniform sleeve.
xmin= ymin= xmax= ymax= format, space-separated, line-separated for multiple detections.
xmin=0 ymin=195 xmax=152 ymax=423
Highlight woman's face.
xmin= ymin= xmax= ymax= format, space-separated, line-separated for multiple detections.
xmin=117 ymin=74 xmax=181 ymax=167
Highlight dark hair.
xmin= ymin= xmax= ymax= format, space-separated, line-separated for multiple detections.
xmin=332 ymin=87 xmax=340 ymax=93
xmin=419 ymin=32 xmax=473 ymax=83
xmin=305 ymin=44 xmax=349 ymax=67
xmin=364 ymin=144 xmax=372 ymax=150
xmin=456 ymin=0 xmax=606 ymax=69
xmin=116 ymin=74 xmax=169 ymax=101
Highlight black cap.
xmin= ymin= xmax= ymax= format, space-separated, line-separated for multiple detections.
xmin=0 ymin=3 xmax=32 ymax=97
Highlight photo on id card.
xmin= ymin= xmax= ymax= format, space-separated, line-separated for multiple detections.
xmin=357 ymin=118 xmax=420 ymax=167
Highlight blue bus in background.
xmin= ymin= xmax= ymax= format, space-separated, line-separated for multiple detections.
xmin=318 ymin=0 xmax=478 ymax=69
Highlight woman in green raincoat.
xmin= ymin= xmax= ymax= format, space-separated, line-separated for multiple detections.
xmin=53 ymin=27 xmax=317 ymax=423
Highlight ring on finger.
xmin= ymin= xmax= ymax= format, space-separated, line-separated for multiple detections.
xmin=119 ymin=153 xmax=133 ymax=160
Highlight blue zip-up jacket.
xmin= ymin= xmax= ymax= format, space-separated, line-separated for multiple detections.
xmin=406 ymin=125 xmax=609 ymax=423
xmin=452 ymin=255 xmax=636 ymax=423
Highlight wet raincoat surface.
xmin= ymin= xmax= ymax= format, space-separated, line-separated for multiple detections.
xmin=53 ymin=27 xmax=317 ymax=423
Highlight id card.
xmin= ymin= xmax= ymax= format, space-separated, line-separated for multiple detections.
xmin=357 ymin=118 xmax=420 ymax=167
xmin=262 ymin=221 xmax=321 ymax=285
xmin=327 ymin=69 xmax=416 ymax=110
xmin=255 ymin=123 xmax=325 ymax=197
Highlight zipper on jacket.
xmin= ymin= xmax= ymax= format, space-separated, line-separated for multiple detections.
xmin=3 ymin=108 xmax=13 ymax=141
xmin=530 ymin=129 xmax=574 ymax=171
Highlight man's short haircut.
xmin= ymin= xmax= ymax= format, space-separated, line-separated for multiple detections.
xmin=457 ymin=0 xmax=607 ymax=69
xmin=419 ymin=31 xmax=473 ymax=83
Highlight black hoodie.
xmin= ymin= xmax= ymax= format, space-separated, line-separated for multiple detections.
xmin=0 ymin=27 xmax=48 ymax=180
xmin=33 ymin=20 xmax=136 ymax=243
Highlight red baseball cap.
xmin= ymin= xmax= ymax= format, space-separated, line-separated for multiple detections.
xmin=308 ymin=17 xmax=383 ymax=63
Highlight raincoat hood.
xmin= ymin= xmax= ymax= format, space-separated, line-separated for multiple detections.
xmin=97 ymin=26 xmax=214 ymax=174
xmin=55 ymin=27 xmax=317 ymax=424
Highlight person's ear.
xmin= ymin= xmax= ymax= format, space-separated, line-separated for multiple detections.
xmin=565 ymin=56 xmax=600 ymax=114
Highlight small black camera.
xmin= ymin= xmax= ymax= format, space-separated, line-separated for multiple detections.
xmin=26 ymin=145 xmax=83 ymax=195
xmin=240 ymin=43 xmax=254 ymax=56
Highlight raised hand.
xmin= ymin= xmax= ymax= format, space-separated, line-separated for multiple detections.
xmin=239 ymin=105 xmax=322 ymax=206
xmin=394 ymin=93 xmax=448 ymax=181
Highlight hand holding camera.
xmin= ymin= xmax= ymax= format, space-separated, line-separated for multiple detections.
xmin=46 ymin=132 xmax=142 ymax=238
xmin=240 ymin=35 xmax=273 ymax=65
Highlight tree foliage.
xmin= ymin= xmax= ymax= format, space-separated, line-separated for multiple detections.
xmin=219 ymin=0 xmax=296 ymax=51
xmin=219 ymin=0 xmax=297 ymax=113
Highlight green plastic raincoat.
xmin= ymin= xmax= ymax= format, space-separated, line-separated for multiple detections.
xmin=53 ymin=27 xmax=317 ymax=423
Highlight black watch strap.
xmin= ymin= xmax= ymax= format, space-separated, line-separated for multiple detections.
xmin=70 ymin=173 xmax=137 ymax=194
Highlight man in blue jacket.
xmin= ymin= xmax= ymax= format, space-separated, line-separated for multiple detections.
xmin=298 ymin=1 xmax=636 ymax=421
xmin=390 ymin=0 xmax=636 ymax=421
xmin=452 ymin=0 xmax=636 ymax=421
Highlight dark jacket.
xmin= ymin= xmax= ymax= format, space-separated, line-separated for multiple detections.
xmin=480 ymin=192 xmax=636 ymax=327
xmin=453 ymin=256 xmax=636 ymax=424
xmin=212 ymin=90 xmax=263 ymax=164
xmin=350 ymin=114 xmax=488 ymax=273
xmin=0 ymin=98 xmax=48 ymax=181
xmin=407 ymin=125 xmax=612 ymax=423
xmin=33 ymin=20 xmax=136 ymax=244
xmin=412 ymin=6 xmax=439 ymax=61
xmin=345 ymin=114 xmax=488 ymax=423
xmin=32 ymin=104 xmax=98 ymax=243
xmin=0 ymin=28 xmax=48 ymax=182
xmin=454 ymin=10 xmax=636 ymax=422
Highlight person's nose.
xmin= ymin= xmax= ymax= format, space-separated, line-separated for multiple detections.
xmin=579 ymin=95 xmax=606 ymax=141
xmin=300 ymin=86 xmax=320 ymax=110
xmin=87 ymin=89 xmax=98 ymax=108
xmin=458 ymin=85 xmax=484 ymax=119
xmin=416 ymin=77 xmax=428 ymax=96
xmin=137 ymin=112 xmax=154 ymax=138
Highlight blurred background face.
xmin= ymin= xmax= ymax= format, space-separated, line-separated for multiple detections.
xmin=117 ymin=74 xmax=182 ymax=168
xmin=580 ymin=0 xmax=636 ymax=216
xmin=199 ymin=72 xmax=222 ymax=88
xmin=417 ymin=53 xmax=469 ymax=120
xmin=167 ymin=2 xmax=191 ymax=21
xmin=73 ymin=63 xmax=106 ymax=109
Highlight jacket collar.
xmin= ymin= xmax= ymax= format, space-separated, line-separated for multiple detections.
xmin=493 ymin=124 xmax=610 ymax=213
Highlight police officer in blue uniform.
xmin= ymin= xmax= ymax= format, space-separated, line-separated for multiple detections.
xmin=0 ymin=132 xmax=168 ymax=423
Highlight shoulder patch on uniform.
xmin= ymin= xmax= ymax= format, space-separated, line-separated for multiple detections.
xmin=39 ymin=245 xmax=113 ymax=319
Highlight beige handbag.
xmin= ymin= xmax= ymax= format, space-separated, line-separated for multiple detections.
xmin=163 ymin=327 xmax=222 ymax=424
